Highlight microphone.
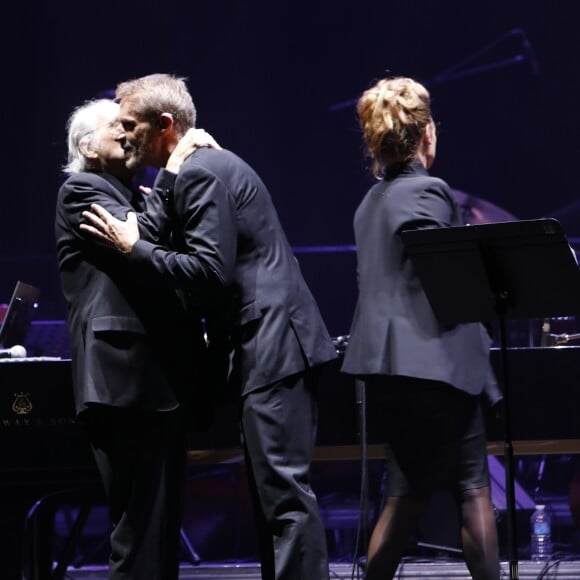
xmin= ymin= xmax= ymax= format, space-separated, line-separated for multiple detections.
xmin=332 ymin=334 xmax=350 ymax=355
xmin=0 ymin=345 xmax=27 ymax=359
xmin=522 ymin=34 xmax=540 ymax=75
xmin=513 ymin=28 xmax=540 ymax=74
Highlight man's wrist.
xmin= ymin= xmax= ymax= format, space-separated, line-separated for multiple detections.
xmin=119 ymin=241 xmax=137 ymax=255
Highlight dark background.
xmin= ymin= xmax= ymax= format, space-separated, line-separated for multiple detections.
xmin=2 ymin=0 xmax=579 ymax=337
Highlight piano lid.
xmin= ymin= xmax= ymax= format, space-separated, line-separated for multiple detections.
xmin=0 ymin=281 xmax=40 ymax=349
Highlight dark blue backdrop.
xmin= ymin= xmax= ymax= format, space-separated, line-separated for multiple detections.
xmin=2 ymin=0 xmax=578 ymax=335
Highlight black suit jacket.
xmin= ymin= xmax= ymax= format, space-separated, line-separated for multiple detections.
xmin=132 ymin=148 xmax=337 ymax=396
xmin=55 ymin=171 xmax=208 ymax=416
xmin=341 ymin=161 xmax=498 ymax=398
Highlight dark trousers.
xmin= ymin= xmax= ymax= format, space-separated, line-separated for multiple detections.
xmin=241 ymin=370 xmax=330 ymax=580
xmin=84 ymin=406 xmax=187 ymax=580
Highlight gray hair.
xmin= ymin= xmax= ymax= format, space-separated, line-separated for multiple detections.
xmin=63 ymin=99 xmax=119 ymax=175
xmin=116 ymin=73 xmax=196 ymax=135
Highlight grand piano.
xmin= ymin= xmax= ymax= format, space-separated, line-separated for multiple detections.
xmin=0 ymin=359 xmax=97 ymax=580
xmin=2 ymin=346 xmax=579 ymax=579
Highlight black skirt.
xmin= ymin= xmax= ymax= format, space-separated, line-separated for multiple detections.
xmin=364 ymin=375 xmax=490 ymax=496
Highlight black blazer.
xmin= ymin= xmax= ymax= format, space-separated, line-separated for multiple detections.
xmin=341 ymin=161 xmax=497 ymax=398
xmin=55 ymin=171 xmax=208 ymax=416
xmin=132 ymin=147 xmax=338 ymax=396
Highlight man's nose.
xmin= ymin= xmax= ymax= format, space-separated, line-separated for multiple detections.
xmin=114 ymin=121 xmax=125 ymax=140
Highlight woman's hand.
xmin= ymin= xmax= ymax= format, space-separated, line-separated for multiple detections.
xmin=166 ymin=128 xmax=222 ymax=173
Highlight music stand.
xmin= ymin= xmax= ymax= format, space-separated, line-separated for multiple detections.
xmin=401 ymin=218 xmax=580 ymax=580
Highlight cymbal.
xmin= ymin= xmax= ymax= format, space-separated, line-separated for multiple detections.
xmin=452 ymin=189 xmax=518 ymax=225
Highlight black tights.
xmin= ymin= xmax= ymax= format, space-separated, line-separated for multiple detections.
xmin=364 ymin=487 xmax=500 ymax=580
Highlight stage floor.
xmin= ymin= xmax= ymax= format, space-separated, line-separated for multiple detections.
xmin=62 ymin=559 xmax=580 ymax=579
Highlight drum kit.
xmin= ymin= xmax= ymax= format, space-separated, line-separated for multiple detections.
xmin=452 ymin=189 xmax=518 ymax=226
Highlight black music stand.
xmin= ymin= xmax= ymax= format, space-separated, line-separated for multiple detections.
xmin=401 ymin=218 xmax=580 ymax=580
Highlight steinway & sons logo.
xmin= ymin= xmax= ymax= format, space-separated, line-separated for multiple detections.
xmin=12 ymin=392 xmax=32 ymax=415
xmin=1 ymin=392 xmax=76 ymax=428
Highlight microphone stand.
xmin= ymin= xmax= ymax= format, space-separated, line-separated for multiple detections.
xmin=329 ymin=28 xmax=537 ymax=112
xmin=333 ymin=336 xmax=371 ymax=573
xmin=355 ymin=378 xmax=370 ymax=556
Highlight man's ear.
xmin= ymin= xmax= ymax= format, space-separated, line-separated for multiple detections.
xmin=158 ymin=112 xmax=174 ymax=133
xmin=79 ymin=136 xmax=97 ymax=159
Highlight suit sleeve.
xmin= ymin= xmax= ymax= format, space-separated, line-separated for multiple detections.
xmin=59 ymin=174 xmax=133 ymax=242
xmin=137 ymin=168 xmax=175 ymax=245
xmin=128 ymin=163 xmax=237 ymax=298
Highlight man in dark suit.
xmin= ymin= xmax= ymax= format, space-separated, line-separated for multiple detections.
xmin=81 ymin=73 xmax=338 ymax=580
xmin=55 ymin=98 xmax=211 ymax=579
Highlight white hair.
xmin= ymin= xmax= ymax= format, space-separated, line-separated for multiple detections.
xmin=63 ymin=99 xmax=119 ymax=175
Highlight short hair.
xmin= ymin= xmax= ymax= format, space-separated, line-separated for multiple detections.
xmin=115 ymin=73 xmax=196 ymax=134
xmin=63 ymin=99 xmax=119 ymax=175
xmin=357 ymin=77 xmax=432 ymax=178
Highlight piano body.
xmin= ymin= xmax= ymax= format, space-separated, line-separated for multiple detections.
xmin=0 ymin=360 xmax=97 ymax=580
xmin=1 ymin=346 xmax=579 ymax=578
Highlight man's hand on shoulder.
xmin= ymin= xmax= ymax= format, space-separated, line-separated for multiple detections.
xmin=165 ymin=128 xmax=222 ymax=173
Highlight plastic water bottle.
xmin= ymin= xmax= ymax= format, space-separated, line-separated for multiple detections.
xmin=530 ymin=504 xmax=552 ymax=561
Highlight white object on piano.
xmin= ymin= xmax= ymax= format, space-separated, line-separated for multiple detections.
xmin=0 ymin=344 xmax=27 ymax=359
